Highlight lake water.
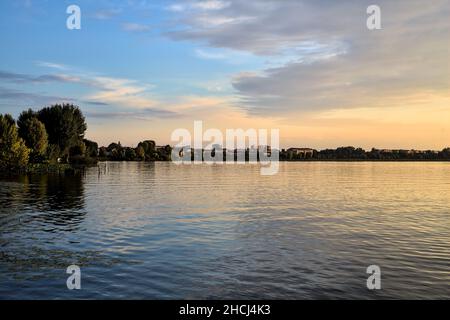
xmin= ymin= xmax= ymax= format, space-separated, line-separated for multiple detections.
xmin=0 ymin=162 xmax=449 ymax=299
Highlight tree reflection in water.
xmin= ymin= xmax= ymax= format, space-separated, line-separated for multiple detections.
xmin=0 ymin=173 xmax=86 ymax=232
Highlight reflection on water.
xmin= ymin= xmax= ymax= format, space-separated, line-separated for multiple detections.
xmin=0 ymin=174 xmax=85 ymax=232
xmin=0 ymin=162 xmax=449 ymax=299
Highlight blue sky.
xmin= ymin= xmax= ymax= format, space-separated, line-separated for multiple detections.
xmin=0 ymin=0 xmax=448 ymax=148
xmin=0 ymin=1 xmax=256 ymax=103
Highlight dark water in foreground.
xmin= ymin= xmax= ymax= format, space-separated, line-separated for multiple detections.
xmin=0 ymin=162 xmax=449 ymax=299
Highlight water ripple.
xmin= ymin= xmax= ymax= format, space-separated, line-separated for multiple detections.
xmin=0 ymin=162 xmax=449 ymax=299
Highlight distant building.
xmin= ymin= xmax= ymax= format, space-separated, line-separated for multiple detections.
xmin=286 ymin=148 xmax=315 ymax=159
xmin=259 ymin=145 xmax=272 ymax=157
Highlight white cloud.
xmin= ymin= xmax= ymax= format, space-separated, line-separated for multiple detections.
xmin=195 ymin=48 xmax=226 ymax=60
xmin=167 ymin=4 xmax=186 ymax=12
xmin=194 ymin=48 xmax=256 ymax=65
xmin=85 ymin=76 xmax=157 ymax=109
xmin=122 ymin=23 xmax=151 ymax=32
xmin=93 ymin=8 xmax=122 ymax=20
xmin=167 ymin=1 xmax=230 ymax=12
xmin=192 ymin=0 xmax=231 ymax=10
xmin=35 ymin=61 xmax=69 ymax=71
xmin=167 ymin=0 xmax=450 ymax=116
xmin=1 ymin=66 xmax=159 ymax=112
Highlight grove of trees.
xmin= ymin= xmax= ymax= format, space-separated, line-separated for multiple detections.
xmin=98 ymin=140 xmax=172 ymax=161
xmin=1 ymin=104 xmax=95 ymax=170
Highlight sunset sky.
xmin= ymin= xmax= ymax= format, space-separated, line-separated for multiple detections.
xmin=0 ymin=0 xmax=448 ymax=149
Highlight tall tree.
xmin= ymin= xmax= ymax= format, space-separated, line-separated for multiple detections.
xmin=37 ymin=104 xmax=87 ymax=158
xmin=17 ymin=108 xmax=37 ymax=136
xmin=0 ymin=114 xmax=30 ymax=168
xmin=17 ymin=111 xmax=48 ymax=162
xmin=138 ymin=140 xmax=156 ymax=154
xmin=83 ymin=139 xmax=98 ymax=158
xmin=136 ymin=145 xmax=145 ymax=160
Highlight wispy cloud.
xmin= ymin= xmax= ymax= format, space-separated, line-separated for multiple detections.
xmin=35 ymin=61 xmax=69 ymax=71
xmin=86 ymin=108 xmax=180 ymax=121
xmin=85 ymin=76 xmax=157 ymax=109
xmin=93 ymin=8 xmax=122 ymax=20
xmin=167 ymin=0 xmax=231 ymax=12
xmin=194 ymin=48 xmax=255 ymax=65
xmin=0 ymin=86 xmax=73 ymax=106
xmin=167 ymin=4 xmax=185 ymax=12
xmin=0 ymin=68 xmax=159 ymax=114
xmin=0 ymin=70 xmax=81 ymax=84
xmin=82 ymin=100 xmax=110 ymax=106
xmin=194 ymin=49 xmax=226 ymax=60
xmin=192 ymin=0 xmax=231 ymax=10
xmin=122 ymin=23 xmax=151 ymax=33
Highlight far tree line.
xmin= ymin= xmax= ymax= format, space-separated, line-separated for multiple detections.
xmin=280 ymin=146 xmax=450 ymax=161
xmin=98 ymin=141 xmax=172 ymax=162
xmin=1 ymin=104 xmax=449 ymax=171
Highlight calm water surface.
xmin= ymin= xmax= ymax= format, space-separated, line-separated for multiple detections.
xmin=0 ymin=162 xmax=449 ymax=299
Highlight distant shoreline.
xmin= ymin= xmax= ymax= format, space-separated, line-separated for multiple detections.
xmin=97 ymin=159 xmax=450 ymax=163
xmin=3 ymin=105 xmax=449 ymax=172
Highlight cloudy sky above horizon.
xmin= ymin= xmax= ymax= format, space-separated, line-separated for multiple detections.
xmin=0 ymin=0 xmax=449 ymax=149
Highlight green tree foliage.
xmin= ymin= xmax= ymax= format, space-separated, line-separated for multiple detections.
xmin=83 ymin=139 xmax=98 ymax=158
xmin=136 ymin=145 xmax=145 ymax=160
xmin=69 ymin=140 xmax=86 ymax=157
xmin=107 ymin=142 xmax=121 ymax=152
xmin=139 ymin=140 xmax=155 ymax=153
xmin=137 ymin=140 xmax=155 ymax=159
xmin=99 ymin=147 xmax=108 ymax=158
xmin=37 ymin=104 xmax=87 ymax=158
xmin=440 ymin=148 xmax=450 ymax=160
xmin=46 ymin=144 xmax=61 ymax=164
xmin=106 ymin=142 xmax=123 ymax=160
xmin=17 ymin=112 xmax=48 ymax=162
xmin=125 ymin=147 xmax=136 ymax=161
xmin=17 ymin=109 xmax=37 ymax=133
xmin=157 ymin=145 xmax=172 ymax=161
xmin=0 ymin=114 xmax=30 ymax=168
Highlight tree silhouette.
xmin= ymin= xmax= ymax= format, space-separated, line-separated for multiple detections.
xmin=37 ymin=104 xmax=87 ymax=160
